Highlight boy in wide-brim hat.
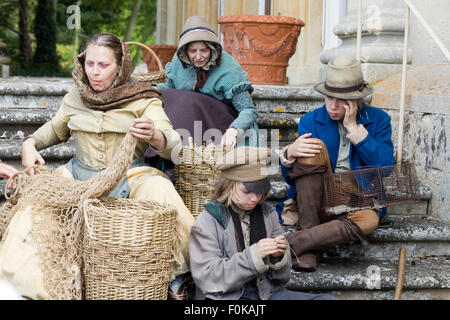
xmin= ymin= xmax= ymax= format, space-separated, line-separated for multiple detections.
xmin=278 ymin=56 xmax=395 ymax=272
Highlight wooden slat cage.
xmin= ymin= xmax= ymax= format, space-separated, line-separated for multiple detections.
xmin=323 ymin=162 xmax=420 ymax=215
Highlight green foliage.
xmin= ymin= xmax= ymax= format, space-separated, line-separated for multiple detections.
xmin=0 ymin=0 xmax=26 ymax=72
xmin=58 ymin=0 xmax=158 ymax=68
xmin=32 ymin=0 xmax=60 ymax=75
xmin=0 ymin=0 xmax=158 ymax=77
xmin=57 ymin=43 xmax=75 ymax=74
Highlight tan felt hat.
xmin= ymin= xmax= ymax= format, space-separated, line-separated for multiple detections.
xmin=177 ymin=16 xmax=221 ymax=53
xmin=216 ymin=147 xmax=272 ymax=184
xmin=314 ymin=56 xmax=372 ymax=100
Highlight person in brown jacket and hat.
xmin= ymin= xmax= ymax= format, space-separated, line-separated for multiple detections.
xmin=189 ymin=146 xmax=335 ymax=300
xmin=278 ymin=56 xmax=395 ymax=272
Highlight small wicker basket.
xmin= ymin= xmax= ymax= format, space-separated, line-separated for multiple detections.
xmin=175 ymin=142 xmax=232 ymax=218
xmin=82 ymin=198 xmax=178 ymax=300
xmin=126 ymin=41 xmax=167 ymax=83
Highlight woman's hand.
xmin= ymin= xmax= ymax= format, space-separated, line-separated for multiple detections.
xmin=0 ymin=163 xmax=18 ymax=180
xmin=256 ymin=235 xmax=287 ymax=259
xmin=221 ymin=128 xmax=238 ymax=147
xmin=342 ymin=99 xmax=359 ymax=133
xmin=21 ymin=138 xmax=45 ymax=175
xmin=286 ymin=133 xmax=322 ymax=160
xmin=1 ymin=163 xmax=18 ymax=191
xmin=129 ymin=117 xmax=166 ymax=151
xmin=129 ymin=117 xmax=156 ymax=142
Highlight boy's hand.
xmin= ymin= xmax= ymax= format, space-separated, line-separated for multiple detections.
xmin=286 ymin=133 xmax=322 ymax=160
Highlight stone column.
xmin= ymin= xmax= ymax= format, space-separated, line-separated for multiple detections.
xmin=222 ymin=0 xmax=259 ymax=15
xmin=156 ymin=0 xmax=184 ymax=45
xmin=184 ymin=0 xmax=219 ymax=32
xmin=320 ymin=0 xmax=410 ymax=84
xmin=270 ymin=0 xmax=324 ymax=85
xmin=157 ymin=0 xmax=224 ymax=46
xmin=0 ymin=39 xmax=12 ymax=78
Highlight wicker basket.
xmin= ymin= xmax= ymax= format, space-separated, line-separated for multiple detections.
xmin=175 ymin=143 xmax=232 ymax=218
xmin=82 ymin=198 xmax=178 ymax=300
xmin=126 ymin=41 xmax=167 ymax=83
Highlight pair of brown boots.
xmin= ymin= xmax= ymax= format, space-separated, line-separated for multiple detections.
xmin=285 ymin=160 xmax=368 ymax=272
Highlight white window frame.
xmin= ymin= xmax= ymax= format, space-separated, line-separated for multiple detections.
xmin=322 ymin=0 xmax=347 ymax=50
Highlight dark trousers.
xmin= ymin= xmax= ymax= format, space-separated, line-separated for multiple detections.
xmin=239 ymin=280 xmax=336 ymax=300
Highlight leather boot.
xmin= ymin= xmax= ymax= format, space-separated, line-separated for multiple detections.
xmin=286 ymin=217 xmax=368 ymax=271
xmin=287 ymin=164 xmax=329 ymax=271
xmin=286 ymin=140 xmax=332 ymax=272
xmin=293 ymin=172 xmax=322 ymax=271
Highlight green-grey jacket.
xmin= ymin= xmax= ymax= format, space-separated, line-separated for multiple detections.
xmin=189 ymin=199 xmax=291 ymax=300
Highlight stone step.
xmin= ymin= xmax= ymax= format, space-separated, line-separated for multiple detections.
xmin=366 ymin=215 xmax=449 ymax=242
xmin=284 ymin=215 xmax=450 ymax=299
xmin=252 ymin=84 xmax=323 ymax=114
xmin=286 ymin=256 xmax=449 ymax=293
xmin=323 ymin=288 xmax=450 ymax=300
xmin=0 ymin=109 xmax=53 ymax=139
xmin=325 ymin=215 xmax=450 ymax=259
xmin=0 ymin=77 xmax=73 ymax=111
xmin=0 ymin=139 xmax=74 ymax=162
xmin=0 ymin=107 xmax=298 ymax=144
xmin=283 ymin=215 xmax=450 ymax=260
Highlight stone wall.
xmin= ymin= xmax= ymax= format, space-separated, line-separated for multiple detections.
xmin=372 ymin=65 xmax=450 ymax=222
xmin=408 ymin=0 xmax=450 ymax=65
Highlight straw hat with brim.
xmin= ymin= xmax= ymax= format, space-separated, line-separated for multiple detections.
xmin=314 ymin=56 xmax=372 ymax=100
xmin=177 ymin=16 xmax=222 ymax=55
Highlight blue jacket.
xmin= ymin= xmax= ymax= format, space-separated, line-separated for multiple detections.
xmin=277 ymin=103 xmax=395 ymax=221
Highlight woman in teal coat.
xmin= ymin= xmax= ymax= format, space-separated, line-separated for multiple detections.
xmin=156 ymin=16 xmax=259 ymax=148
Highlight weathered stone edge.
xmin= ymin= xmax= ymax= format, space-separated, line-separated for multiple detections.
xmin=287 ymin=257 xmax=449 ymax=291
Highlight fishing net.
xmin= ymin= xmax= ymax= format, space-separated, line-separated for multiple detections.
xmin=0 ymin=132 xmax=149 ymax=299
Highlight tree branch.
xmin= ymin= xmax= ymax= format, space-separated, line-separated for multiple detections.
xmin=0 ymin=21 xmax=20 ymax=35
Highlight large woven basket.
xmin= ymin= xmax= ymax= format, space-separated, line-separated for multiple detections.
xmin=82 ymin=198 xmax=178 ymax=300
xmin=175 ymin=143 xmax=232 ymax=218
xmin=126 ymin=41 xmax=167 ymax=83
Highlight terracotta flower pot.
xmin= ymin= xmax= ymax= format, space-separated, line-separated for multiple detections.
xmin=218 ymin=15 xmax=305 ymax=85
xmin=142 ymin=44 xmax=177 ymax=72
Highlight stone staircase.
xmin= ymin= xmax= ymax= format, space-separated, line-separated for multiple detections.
xmin=285 ymin=215 xmax=449 ymax=300
xmin=0 ymin=77 xmax=448 ymax=300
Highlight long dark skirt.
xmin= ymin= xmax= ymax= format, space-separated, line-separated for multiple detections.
xmin=144 ymin=88 xmax=238 ymax=175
